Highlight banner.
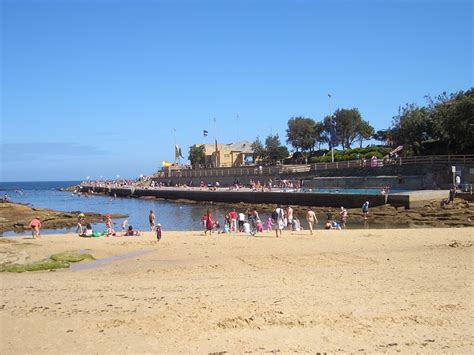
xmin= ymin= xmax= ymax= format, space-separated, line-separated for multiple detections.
xmin=203 ymin=130 xmax=208 ymax=137
xmin=162 ymin=161 xmax=173 ymax=167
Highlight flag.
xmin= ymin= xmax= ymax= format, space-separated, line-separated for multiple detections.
xmin=175 ymin=144 xmax=180 ymax=161
xmin=203 ymin=130 xmax=208 ymax=137
xmin=162 ymin=161 xmax=173 ymax=167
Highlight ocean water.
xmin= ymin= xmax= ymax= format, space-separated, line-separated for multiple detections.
xmin=0 ymin=181 xmax=414 ymax=236
xmin=0 ymin=181 xmax=235 ymax=236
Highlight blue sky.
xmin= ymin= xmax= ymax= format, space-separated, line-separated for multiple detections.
xmin=1 ymin=0 xmax=472 ymax=181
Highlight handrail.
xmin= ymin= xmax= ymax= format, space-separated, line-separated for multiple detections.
xmin=155 ymin=154 xmax=474 ymax=179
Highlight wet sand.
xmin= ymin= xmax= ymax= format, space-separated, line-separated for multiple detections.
xmin=1 ymin=228 xmax=473 ymax=353
xmin=0 ymin=202 xmax=126 ymax=234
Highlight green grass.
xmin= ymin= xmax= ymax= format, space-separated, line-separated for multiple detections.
xmin=50 ymin=251 xmax=95 ymax=263
xmin=0 ymin=251 xmax=95 ymax=273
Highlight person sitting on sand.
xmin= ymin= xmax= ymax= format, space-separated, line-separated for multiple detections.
xmin=121 ymin=219 xmax=129 ymax=232
xmin=29 ymin=217 xmax=41 ymax=239
xmin=324 ymin=219 xmax=332 ymax=230
xmin=293 ymin=217 xmax=302 ymax=231
xmin=243 ymin=221 xmax=251 ymax=234
xmin=76 ymin=213 xmax=85 ymax=234
xmin=331 ymin=220 xmax=342 ymax=230
xmin=80 ymin=223 xmax=93 ymax=237
xmin=124 ymin=225 xmax=140 ymax=236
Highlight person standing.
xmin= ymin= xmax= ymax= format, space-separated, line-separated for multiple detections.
xmin=230 ymin=209 xmax=237 ymax=232
xmin=273 ymin=205 xmax=284 ymax=238
xmin=29 ymin=217 xmax=41 ymax=239
xmin=149 ymin=210 xmax=156 ymax=231
xmin=286 ymin=205 xmax=294 ymax=231
xmin=306 ymin=209 xmax=318 ymax=235
xmin=204 ymin=208 xmax=213 ymax=235
xmin=339 ymin=206 xmax=348 ymax=229
xmin=362 ymin=201 xmax=370 ymax=220
xmin=238 ymin=211 xmax=246 ymax=232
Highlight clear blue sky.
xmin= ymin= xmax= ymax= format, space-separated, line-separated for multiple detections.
xmin=1 ymin=0 xmax=472 ymax=181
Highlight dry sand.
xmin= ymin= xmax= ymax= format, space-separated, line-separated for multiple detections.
xmin=0 ymin=228 xmax=473 ymax=353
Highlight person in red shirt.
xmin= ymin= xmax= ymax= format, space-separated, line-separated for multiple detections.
xmin=204 ymin=209 xmax=213 ymax=235
xmin=230 ymin=209 xmax=237 ymax=232
xmin=29 ymin=217 xmax=41 ymax=239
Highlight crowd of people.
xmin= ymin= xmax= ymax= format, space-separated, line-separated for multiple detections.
xmin=199 ymin=202 xmax=372 ymax=237
xmin=27 ymin=201 xmax=374 ymax=240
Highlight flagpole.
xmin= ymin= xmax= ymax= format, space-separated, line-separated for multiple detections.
xmin=214 ymin=117 xmax=218 ymax=168
xmin=173 ymin=128 xmax=177 ymax=164
xmin=236 ymin=113 xmax=239 ymax=142
xmin=328 ymin=93 xmax=334 ymax=163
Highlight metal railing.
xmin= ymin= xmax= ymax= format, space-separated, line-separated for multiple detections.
xmin=154 ymin=155 xmax=474 ymax=179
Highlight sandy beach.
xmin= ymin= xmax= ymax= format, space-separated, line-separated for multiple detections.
xmin=1 ymin=228 xmax=473 ymax=353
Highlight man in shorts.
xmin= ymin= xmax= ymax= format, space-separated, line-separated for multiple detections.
xmin=149 ymin=210 xmax=156 ymax=231
xmin=306 ymin=209 xmax=318 ymax=235
xmin=29 ymin=217 xmax=41 ymax=239
xmin=362 ymin=201 xmax=369 ymax=220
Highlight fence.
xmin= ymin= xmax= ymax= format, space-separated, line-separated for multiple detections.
xmin=155 ymin=155 xmax=474 ymax=180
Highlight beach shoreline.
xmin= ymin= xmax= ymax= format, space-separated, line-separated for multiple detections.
xmin=1 ymin=228 xmax=473 ymax=353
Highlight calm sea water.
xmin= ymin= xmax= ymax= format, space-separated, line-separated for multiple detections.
xmin=0 ymin=181 xmax=413 ymax=236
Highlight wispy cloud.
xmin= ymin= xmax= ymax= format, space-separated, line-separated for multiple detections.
xmin=0 ymin=142 xmax=110 ymax=162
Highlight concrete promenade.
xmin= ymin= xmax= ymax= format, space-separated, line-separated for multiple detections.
xmin=80 ymin=185 xmax=449 ymax=209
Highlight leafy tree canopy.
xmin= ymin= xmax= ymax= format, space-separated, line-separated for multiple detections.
xmin=188 ymin=145 xmax=205 ymax=166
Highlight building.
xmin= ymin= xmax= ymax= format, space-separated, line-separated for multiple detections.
xmin=200 ymin=140 xmax=255 ymax=168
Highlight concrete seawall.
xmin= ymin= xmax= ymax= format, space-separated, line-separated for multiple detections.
xmin=80 ymin=186 xmax=449 ymax=209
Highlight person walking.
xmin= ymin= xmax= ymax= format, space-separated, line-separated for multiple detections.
xmin=306 ymin=209 xmax=318 ymax=235
xmin=339 ymin=206 xmax=348 ymax=229
xmin=29 ymin=217 xmax=41 ymax=239
xmin=362 ymin=201 xmax=370 ymax=220
xmin=149 ymin=210 xmax=156 ymax=231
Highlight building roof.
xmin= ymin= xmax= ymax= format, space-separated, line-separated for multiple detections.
xmin=197 ymin=140 xmax=254 ymax=155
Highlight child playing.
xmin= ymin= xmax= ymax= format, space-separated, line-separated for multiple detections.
xmin=266 ymin=217 xmax=273 ymax=231
xmin=256 ymin=220 xmax=263 ymax=233
xmin=156 ymin=223 xmax=162 ymax=241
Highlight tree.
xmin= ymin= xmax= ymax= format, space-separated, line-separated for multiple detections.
xmin=373 ymin=129 xmax=393 ymax=146
xmin=390 ymin=104 xmax=431 ymax=155
xmin=314 ymin=121 xmax=328 ymax=150
xmin=286 ymin=117 xmax=317 ymax=152
xmin=265 ymin=134 xmax=289 ymax=161
xmin=428 ymin=89 xmax=474 ymax=154
xmin=333 ymin=108 xmax=363 ymax=149
xmin=188 ymin=145 xmax=205 ymax=167
xmin=251 ymin=136 xmax=266 ymax=161
xmin=356 ymin=120 xmax=375 ymax=148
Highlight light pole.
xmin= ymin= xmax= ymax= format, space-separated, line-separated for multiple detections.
xmin=328 ymin=93 xmax=334 ymax=163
